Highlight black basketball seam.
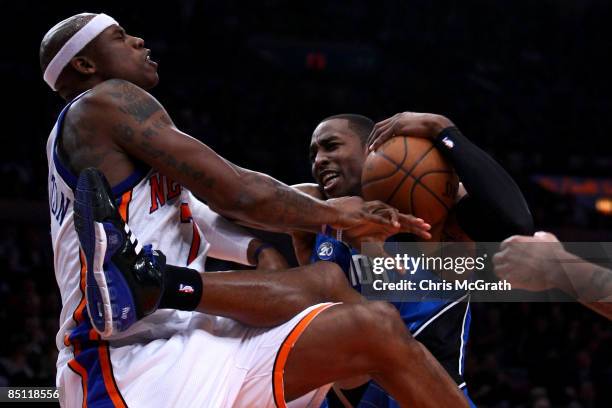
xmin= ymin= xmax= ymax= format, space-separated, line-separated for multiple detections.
xmin=361 ymin=157 xmax=403 ymax=187
xmin=384 ymin=143 xmax=436 ymax=204
xmin=400 ymin=143 xmax=436 ymax=176
xmin=413 ymin=170 xmax=456 ymax=211
xmin=386 ymin=170 xmax=414 ymax=207
xmin=361 ymin=138 xmax=408 ymax=187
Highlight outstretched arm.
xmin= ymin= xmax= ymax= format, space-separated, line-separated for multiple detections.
xmin=288 ymin=183 xmax=433 ymax=263
xmin=494 ymin=232 xmax=612 ymax=320
xmin=74 ymin=79 xmax=398 ymax=233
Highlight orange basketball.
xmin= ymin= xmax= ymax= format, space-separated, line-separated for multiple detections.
xmin=361 ymin=136 xmax=458 ymax=226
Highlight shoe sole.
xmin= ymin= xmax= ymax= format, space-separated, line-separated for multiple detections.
xmin=74 ymin=169 xmax=138 ymax=337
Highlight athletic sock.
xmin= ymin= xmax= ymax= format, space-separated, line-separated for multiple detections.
xmin=158 ymin=264 xmax=203 ymax=311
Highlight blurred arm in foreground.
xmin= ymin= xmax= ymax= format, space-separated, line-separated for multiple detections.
xmin=494 ymin=231 xmax=612 ymax=320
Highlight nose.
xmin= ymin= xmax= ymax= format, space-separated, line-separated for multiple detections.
xmin=131 ymin=36 xmax=145 ymax=49
xmin=313 ymin=152 xmax=330 ymax=175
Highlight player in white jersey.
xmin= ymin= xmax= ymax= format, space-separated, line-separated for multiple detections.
xmin=41 ymin=12 xmax=470 ymax=407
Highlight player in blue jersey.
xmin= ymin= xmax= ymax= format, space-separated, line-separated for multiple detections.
xmin=40 ymin=13 xmax=470 ymax=407
xmin=291 ymin=112 xmax=534 ymax=407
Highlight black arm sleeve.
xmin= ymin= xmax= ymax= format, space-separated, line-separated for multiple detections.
xmin=433 ymin=127 xmax=534 ymax=241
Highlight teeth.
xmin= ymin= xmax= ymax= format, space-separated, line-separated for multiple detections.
xmin=322 ymin=173 xmax=338 ymax=185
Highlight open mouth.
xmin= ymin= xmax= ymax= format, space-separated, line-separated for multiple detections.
xmin=319 ymin=170 xmax=341 ymax=192
xmin=145 ymin=50 xmax=157 ymax=67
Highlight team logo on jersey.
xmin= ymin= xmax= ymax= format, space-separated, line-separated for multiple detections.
xmin=149 ymin=173 xmax=182 ymax=214
xmin=178 ymin=284 xmax=195 ymax=293
xmin=317 ymin=241 xmax=334 ymax=260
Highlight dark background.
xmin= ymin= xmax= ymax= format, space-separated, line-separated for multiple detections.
xmin=1 ymin=1 xmax=611 ymax=407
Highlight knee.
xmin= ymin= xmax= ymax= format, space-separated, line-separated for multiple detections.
xmin=360 ymin=302 xmax=416 ymax=347
xmin=355 ymin=302 xmax=424 ymax=367
xmin=366 ymin=302 xmax=406 ymax=334
xmin=314 ymin=261 xmax=352 ymax=299
xmin=284 ymin=261 xmax=350 ymax=307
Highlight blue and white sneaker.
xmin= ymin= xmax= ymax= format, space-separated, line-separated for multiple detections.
xmin=73 ymin=168 xmax=164 ymax=337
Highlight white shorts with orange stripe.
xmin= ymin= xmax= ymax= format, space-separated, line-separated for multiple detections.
xmin=58 ymin=302 xmax=337 ymax=408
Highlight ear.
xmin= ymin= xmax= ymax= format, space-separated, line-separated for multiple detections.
xmin=70 ymin=56 xmax=96 ymax=75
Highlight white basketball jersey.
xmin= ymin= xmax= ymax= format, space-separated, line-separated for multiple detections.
xmin=47 ymin=92 xmax=252 ymax=376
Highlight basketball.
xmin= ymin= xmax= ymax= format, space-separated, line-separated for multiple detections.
xmin=361 ymin=136 xmax=459 ymax=227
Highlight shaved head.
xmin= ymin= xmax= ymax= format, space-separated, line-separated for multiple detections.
xmin=39 ymin=13 xmax=97 ymax=73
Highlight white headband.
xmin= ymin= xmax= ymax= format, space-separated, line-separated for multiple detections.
xmin=43 ymin=13 xmax=118 ymax=91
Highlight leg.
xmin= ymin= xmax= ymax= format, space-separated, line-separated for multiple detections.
xmin=75 ymin=168 xmax=364 ymax=334
xmin=283 ymin=302 xmax=468 ymax=407
xmin=196 ymin=261 xmax=365 ymax=327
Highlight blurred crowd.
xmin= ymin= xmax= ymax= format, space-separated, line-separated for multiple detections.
xmin=1 ymin=0 xmax=611 ymax=406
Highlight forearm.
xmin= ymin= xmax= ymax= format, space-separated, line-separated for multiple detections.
xmin=433 ymin=126 xmax=534 ymax=240
xmin=213 ymin=170 xmax=339 ymax=233
xmin=91 ymin=80 xmax=339 ymax=234
xmin=556 ymin=252 xmax=612 ymax=320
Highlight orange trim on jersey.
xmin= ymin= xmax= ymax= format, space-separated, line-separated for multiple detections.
xmin=179 ymin=202 xmax=193 ymax=223
xmin=89 ymin=329 xmax=101 ymax=341
xmin=67 ymin=359 xmax=89 ymax=408
xmin=118 ymin=190 xmax=133 ymax=222
xmin=98 ymin=343 xmax=128 ymax=408
xmin=272 ymin=303 xmax=338 ymax=408
xmin=187 ymin=223 xmax=201 ymax=265
xmin=180 ymin=202 xmax=200 ymax=265
xmin=72 ymin=250 xmax=88 ymax=325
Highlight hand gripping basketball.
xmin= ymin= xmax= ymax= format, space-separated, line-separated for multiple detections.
xmin=367 ymin=112 xmax=454 ymax=152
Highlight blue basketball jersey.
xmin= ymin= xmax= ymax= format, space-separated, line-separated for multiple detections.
xmin=311 ymin=231 xmax=475 ymax=407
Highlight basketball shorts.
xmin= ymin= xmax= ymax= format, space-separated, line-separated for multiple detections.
xmin=58 ymin=302 xmax=337 ymax=407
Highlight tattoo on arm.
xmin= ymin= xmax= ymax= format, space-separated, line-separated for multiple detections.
xmin=142 ymin=127 xmax=157 ymax=139
xmin=236 ymin=173 xmax=318 ymax=227
xmin=119 ymin=98 xmax=160 ymax=124
xmin=111 ymin=119 xmax=215 ymax=189
xmin=62 ymin=116 xmax=107 ymax=171
xmin=103 ymin=80 xmax=325 ymax=229
xmin=111 ymin=123 xmax=135 ymax=143
xmin=104 ymin=80 xmax=214 ymax=187
xmin=106 ymin=80 xmax=162 ymax=124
